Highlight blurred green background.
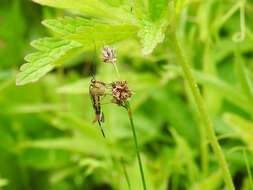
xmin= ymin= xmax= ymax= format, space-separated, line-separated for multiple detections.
xmin=1 ymin=0 xmax=253 ymax=189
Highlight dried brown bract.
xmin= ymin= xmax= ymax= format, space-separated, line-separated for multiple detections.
xmin=102 ymin=45 xmax=117 ymax=64
xmin=111 ymin=80 xmax=132 ymax=107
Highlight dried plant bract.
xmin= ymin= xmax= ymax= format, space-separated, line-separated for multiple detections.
xmin=111 ymin=80 xmax=132 ymax=107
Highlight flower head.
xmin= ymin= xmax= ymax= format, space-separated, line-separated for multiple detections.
xmin=102 ymin=45 xmax=117 ymax=64
xmin=111 ymin=80 xmax=132 ymax=107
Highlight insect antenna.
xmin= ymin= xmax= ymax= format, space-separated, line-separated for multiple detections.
xmin=89 ymin=40 xmax=97 ymax=79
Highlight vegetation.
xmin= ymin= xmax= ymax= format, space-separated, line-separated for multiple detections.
xmin=0 ymin=0 xmax=253 ymax=189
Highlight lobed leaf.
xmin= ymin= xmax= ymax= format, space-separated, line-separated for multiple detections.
xmin=17 ymin=23 xmax=138 ymax=86
xmin=16 ymin=37 xmax=83 ymax=85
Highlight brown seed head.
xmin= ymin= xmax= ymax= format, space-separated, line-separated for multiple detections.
xmin=111 ymin=81 xmax=132 ymax=106
xmin=102 ymin=45 xmax=117 ymax=64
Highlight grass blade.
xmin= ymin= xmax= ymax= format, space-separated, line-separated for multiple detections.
xmin=243 ymin=149 xmax=253 ymax=189
xmin=171 ymin=32 xmax=235 ymax=190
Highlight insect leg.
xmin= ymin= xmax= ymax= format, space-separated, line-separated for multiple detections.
xmin=100 ymin=110 xmax=105 ymax=122
xmin=98 ymin=120 xmax=106 ymax=138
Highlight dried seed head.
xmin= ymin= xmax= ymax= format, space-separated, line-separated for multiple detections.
xmin=111 ymin=81 xmax=132 ymax=107
xmin=102 ymin=45 xmax=117 ymax=64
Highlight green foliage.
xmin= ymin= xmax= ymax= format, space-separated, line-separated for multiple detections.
xmin=1 ymin=0 xmax=253 ymax=190
xmin=16 ymin=0 xmax=172 ymax=84
xmin=16 ymin=38 xmax=83 ymax=85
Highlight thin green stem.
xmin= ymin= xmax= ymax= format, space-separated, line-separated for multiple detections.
xmin=121 ymin=157 xmax=132 ymax=190
xmin=126 ymin=101 xmax=147 ymax=190
xmin=171 ymin=32 xmax=235 ymax=190
xmin=243 ymin=149 xmax=253 ymax=189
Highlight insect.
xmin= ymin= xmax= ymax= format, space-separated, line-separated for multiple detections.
xmin=89 ymin=77 xmax=107 ymax=137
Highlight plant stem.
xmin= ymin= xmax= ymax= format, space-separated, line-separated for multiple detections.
xmin=243 ymin=149 xmax=253 ymax=189
xmin=113 ymin=62 xmax=121 ymax=79
xmin=126 ymin=101 xmax=147 ymax=190
xmin=121 ymin=157 xmax=132 ymax=190
xmin=171 ymin=32 xmax=235 ymax=190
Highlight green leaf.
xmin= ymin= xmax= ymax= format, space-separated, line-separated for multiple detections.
xmin=130 ymin=0 xmax=148 ymax=20
xmin=137 ymin=0 xmax=171 ymax=55
xmin=42 ymin=16 xmax=103 ymax=35
xmin=138 ymin=20 xmax=166 ymax=55
xmin=148 ymin=0 xmax=170 ymax=21
xmin=33 ymin=0 xmax=134 ymax=23
xmin=17 ymin=22 xmax=137 ymax=86
xmin=64 ymin=24 xmax=139 ymax=48
xmin=16 ymin=37 xmax=83 ymax=85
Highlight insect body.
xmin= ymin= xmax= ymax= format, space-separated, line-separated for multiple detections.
xmin=89 ymin=78 xmax=107 ymax=137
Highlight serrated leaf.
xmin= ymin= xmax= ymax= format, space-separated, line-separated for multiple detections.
xmin=42 ymin=16 xmax=103 ymax=35
xmin=31 ymin=37 xmax=77 ymax=51
xmin=33 ymin=0 xmax=135 ymax=24
xmin=137 ymin=0 xmax=172 ymax=55
xmin=64 ymin=24 xmax=139 ymax=47
xmin=16 ymin=37 xmax=83 ymax=85
xmin=138 ymin=21 xmax=166 ymax=55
